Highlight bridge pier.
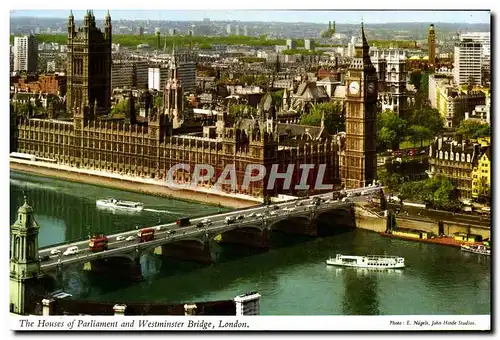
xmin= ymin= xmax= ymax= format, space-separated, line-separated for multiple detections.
xmin=218 ymin=227 xmax=270 ymax=249
xmin=82 ymin=256 xmax=143 ymax=282
xmin=272 ymin=218 xmax=318 ymax=236
xmin=156 ymin=240 xmax=213 ymax=264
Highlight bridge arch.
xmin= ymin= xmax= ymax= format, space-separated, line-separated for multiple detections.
xmin=315 ymin=206 xmax=355 ymax=235
xmin=269 ymin=215 xmax=316 ymax=236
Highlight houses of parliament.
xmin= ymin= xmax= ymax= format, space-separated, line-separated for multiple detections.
xmin=12 ymin=11 xmax=378 ymax=198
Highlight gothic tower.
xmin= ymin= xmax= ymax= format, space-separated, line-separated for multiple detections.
xmin=163 ymin=50 xmax=184 ymax=129
xmin=428 ymin=24 xmax=436 ymax=65
xmin=342 ymin=23 xmax=378 ymax=189
xmin=10 ymin=195 xmax=42 ymax=315
xmin=67 ymin=9 xmax=112 ymax=119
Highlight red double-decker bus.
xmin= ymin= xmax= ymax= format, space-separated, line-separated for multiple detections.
xmin=89 ymin=234 xmax=108 ymax=252
xmin=137 ymin=228 xmax=155 ymax=242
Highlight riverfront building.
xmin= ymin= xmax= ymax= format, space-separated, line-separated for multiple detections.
xmin=428 ymin=136 xmax=490 ymax=202
xmin=12 ymin=12 xmax=378 ymax=198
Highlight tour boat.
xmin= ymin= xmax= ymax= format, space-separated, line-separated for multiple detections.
xmin=96 ymin=199 xmax=144 ymax=212
xmin=326 ymin=254 xmax=405 ymax=269
xmin=461 ymin=244 xmax=491 ymax=256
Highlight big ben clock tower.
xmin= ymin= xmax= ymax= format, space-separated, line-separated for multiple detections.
xmin=342 ymin=23 xmax=378 ymax=189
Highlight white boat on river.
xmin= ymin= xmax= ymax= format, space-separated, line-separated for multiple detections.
xmin=96 ymin=199 xmax=144 ymax=212
xmin=326 ymin=254 xmax=405 ymax=269
xmin=461 ymin=244 xmax=490 ymax=256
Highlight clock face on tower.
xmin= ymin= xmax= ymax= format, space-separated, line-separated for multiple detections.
xmin=349 ymin=81 xmax=360 ymax=95
xmin=367 ymin=82 xmax=376 ymax=94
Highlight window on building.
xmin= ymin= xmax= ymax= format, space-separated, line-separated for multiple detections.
xmin=467 ymin=154 xmax=471 ymax=162
xmin=461 ymin=153 xmax=465 ymax=162
xmin=444 ymin=152 xmax=448 ymax=160
xmin=439 ymin=151 xmax=443 ymax=159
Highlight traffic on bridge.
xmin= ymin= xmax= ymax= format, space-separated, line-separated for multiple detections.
xmin=39 ymin=185 xmax=383 ymax=271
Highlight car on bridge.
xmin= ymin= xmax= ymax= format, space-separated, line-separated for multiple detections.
xmin=50 ymin=249 xmax=61 ymax=255
xmin=63 ymin=246 xmax=79 ymax=256
xmin=39 ymin=255 xmax=50 ymax=262
xmin=125 ymin=236 xmax=136 ymax=241
xmin=201 ymin=218 xmax=212 ymax=226
xmin=225 ymin=216 xmax=236 ymax=224
xmin=246 ymin=212 xmax=256 ymax=218
xmin=116 ymin=236 xmax=125 ymax=241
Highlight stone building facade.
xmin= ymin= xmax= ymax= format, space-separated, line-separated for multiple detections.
xmin=12 ymin=17 xmax=376 ymax=198
xmin=66 ymin=10 xmax=112 ymax=117
xmin=428 ymin=136 xmax=484 ymax=202
xmin=369 ymin=48 xmax=409 ymax=115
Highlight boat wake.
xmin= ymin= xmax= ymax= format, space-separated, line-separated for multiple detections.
xmin=143 ymin=208 xmax=182 ymax=215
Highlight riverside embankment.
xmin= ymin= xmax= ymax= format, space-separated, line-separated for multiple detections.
xmin=10 ymin=159 xmax=258 ymax=209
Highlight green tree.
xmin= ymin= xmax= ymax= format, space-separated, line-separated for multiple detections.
xmin=377 ymin=127 xmax=397 ymax=151
xmin=397 ymin=180 xmax=427 ymax=204
xmin=456 ymin=120 xmax=491 ymax=139
xmin=111 ymin=99 xmax=129 ymax=115
xmin=300 ymin=101 xmax=344 ymax=134
xmin=408 ymin=107 xmax=443 ymax=137
xmin=272 ymin=89 xmax=284 ymax=110
xmin=377 ymin=110 xmax=407 ymax=150
xmin=407 ymin=125 xmax=432 ymax=147
xmin=421 ymin=175 xmax=460 ymax=211
xmin=378 ymin=168 xmax=403 ymax=192
xmin=229 ymin=104 xmax=256 ymax=118
xmin=154 ymin=95 xmax=163 ymax=109
xmin=199 ymin=43 xmax=212 ymax=50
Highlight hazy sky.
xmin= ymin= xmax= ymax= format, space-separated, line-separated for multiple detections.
xmin=10 ymin=10 xmax=491 ymax=24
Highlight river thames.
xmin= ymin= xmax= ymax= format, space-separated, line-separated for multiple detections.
xmin=10 ymin=170 xmax=490 ymax=315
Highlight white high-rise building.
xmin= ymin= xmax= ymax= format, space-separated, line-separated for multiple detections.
xmin=459 ymin=32 xmax=490 ymax=62
xmin=226 ymin=24 xmax=231 ymax=35
xmin=148 ymin=67 xmax=170 ymax=91
xmin=13 ymin=35 xmax=38 ymax=73
xmin=243 ymin=25 xmax=248 ymax=37
xmin=453 ymin=39 xmax=482 ymax=86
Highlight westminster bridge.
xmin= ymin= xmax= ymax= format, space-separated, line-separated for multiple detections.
xmin=36 ymin=186 xmax=383 ymax=280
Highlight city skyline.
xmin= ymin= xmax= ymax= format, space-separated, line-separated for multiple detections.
xmin=10 ymin=10 xmax=491 ymax=24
